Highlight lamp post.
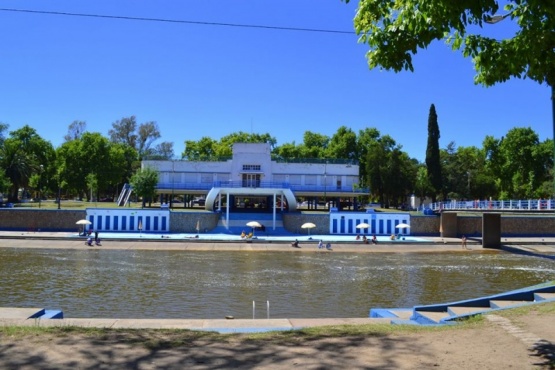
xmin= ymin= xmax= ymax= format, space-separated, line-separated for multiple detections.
xmin=171 ymin=160 xmax=174 ymax=209
xmin=467 ymin=171 xmax=471 ymax=197
xmin=323 ymin=160 xmax=328 ymax=210
xmin=38 ymin=165 xmax=43 ymax=208
xmin=485 ymin=12 xmax=555 ymax=203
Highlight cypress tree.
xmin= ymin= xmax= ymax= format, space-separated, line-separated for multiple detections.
xmin=425 ymin=104 xmax=442 ymax=202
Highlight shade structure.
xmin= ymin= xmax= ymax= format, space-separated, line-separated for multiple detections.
xmin=76 ymin=219 xmax=91 ymax=236
xmin=356 ymin=223 xmax=370 ymax=229
xmin=246 ymin=221 xmax=262 ymax=228
xmin=301 ymin=222 xmax=316 ymax=236
xmin=396 ymin=223 xmax=410 ymax=229
xmin=246 ymin=221 xmax=261 ymax=236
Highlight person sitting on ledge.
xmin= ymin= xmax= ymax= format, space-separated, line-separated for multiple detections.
xmin=95 ymin=238 xmax=102 ymax=246
xmin=240 ymin=230 xmax=246 ymax=238
xmin=362 ymin=235 xmax=369 ymax=244
xmin=291 ymin=239 xmax=300 ymax=248
xmin=372 ymin=235 xmax=378 ymax=244
xmin=390 ymin=234 xmax=395 ymax=240
xmin=85 ymin=237 xmax=93 ymax=246
xmin=355 ymin=234 xmax=360 ymax=240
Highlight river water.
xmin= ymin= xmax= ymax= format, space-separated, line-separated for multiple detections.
xmin=0 ymin=248 xmax=553 ymax=319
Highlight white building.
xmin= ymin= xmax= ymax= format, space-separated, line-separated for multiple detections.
xmin=143 ymin=143 xmax=368 ymax=216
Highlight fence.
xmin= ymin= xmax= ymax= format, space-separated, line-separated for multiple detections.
xmin=426 ymin=199 xmax=554 ymax=212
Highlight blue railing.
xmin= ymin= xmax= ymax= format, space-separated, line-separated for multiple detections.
xmin=155 ymin=181 xmax=368 ymax=193
xmin=426 ymin=199 xmax=555 ymax=212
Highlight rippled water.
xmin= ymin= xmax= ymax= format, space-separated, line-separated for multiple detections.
xmin=0 ymin=248 xmax=553 ymax=319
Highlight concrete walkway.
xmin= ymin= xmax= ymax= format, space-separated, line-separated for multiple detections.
xmin=0 ymin=230 xmax=554 ymax=253
xmin=0 ymin=308 xmax=391 ymax=333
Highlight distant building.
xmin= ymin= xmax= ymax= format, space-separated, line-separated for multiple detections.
xmin=142 ymin=142 xmax=368 ymax=213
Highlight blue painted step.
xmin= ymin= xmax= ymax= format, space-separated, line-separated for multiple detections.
xmin=40 ymin=309 xmax=64 ymax=319
xmin=370 ymin=282 xmax=555 ymax=326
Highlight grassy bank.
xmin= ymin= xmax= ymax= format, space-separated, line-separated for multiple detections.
xmin=1 ymin=301 xmax=553 ymax=351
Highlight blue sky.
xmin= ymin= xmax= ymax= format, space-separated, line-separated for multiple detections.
xmin=0 ymin=1 xmax=551 ymax=161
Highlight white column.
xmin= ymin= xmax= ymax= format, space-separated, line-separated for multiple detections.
xmin=273 ymin=193 xmax=277 ymax=230
xmin=226 ymin=192 xmax=230 ymax=230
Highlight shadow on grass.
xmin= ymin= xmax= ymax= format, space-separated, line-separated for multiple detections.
xmin=0 ymin=327 xmax=433 ymax=369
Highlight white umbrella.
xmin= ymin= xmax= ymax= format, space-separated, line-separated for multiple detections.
xmin=76 ymin=219 xmax=91 ymax=236
xmin=301 ymin=222 xmax=316 ymax=236
xmin=246 ymin=221 xmax=261 ymax=236
xmin=356 ymin=223 xmax=370 ymax=229
xmin=396 ymin=223 xmax=410 ymax=229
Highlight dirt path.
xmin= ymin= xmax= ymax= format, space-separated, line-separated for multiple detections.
xmin=1 ymin=312 xmax=554 ymax=369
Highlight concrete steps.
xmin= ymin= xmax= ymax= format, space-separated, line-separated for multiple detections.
xmin=372 ymin=283 xmax=555 ymax=326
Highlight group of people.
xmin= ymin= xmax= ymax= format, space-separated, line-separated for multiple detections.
xmin=85 ymin=230 xmax=102 ymax=246
xmin=317 ymin=240 xmax=332 ymax=250
xmin=356 ymin=234 xmax=378 ymax=244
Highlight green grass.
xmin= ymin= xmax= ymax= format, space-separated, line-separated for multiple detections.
xmin=12 ymin=200 xmax=208 ymax=212
xmin=6 ymin=301 xmax=553 ymax=349
xmin=0 ymin=313 xmax=489 ymax=349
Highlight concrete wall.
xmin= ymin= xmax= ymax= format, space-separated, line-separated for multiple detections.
xmin=169 ymin=212 xmax=220 ymax=233
xmin=1 ymin=209 xmax=555 ymax=237
xmin=283 ymin=213 xmax=329 ymax=235
xmin=483 ymin=213 xmax=501 ymax=248
xmin=439 ymin=213 xmax=457 ymax=238
xmin=0 ymin=209 xmax=86 ymax=232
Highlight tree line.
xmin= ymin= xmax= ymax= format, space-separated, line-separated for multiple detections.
xmin=0 ymin=107 xmax=552 ymax=206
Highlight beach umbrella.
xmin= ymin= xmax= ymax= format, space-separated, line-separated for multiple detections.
xmin=301 ymin=222 xmax=316 ymax=236
xmin=75 ymin=219 xmax=91 ymax=235
xmin=396 ymin=223 xmax=410 ymax=229
xmin=246 ymin=221 xmax=261 ymax=236
xmin=356 ymin=223 xmax=370 ymax=229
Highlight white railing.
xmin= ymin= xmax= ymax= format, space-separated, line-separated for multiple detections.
xmin=425 ymin=199 xmax=555 ymax=212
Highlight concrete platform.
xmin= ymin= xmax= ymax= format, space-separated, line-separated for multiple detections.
xmin=0 ymin=316 xmax=393 ymax=333
xmin=0 ymin=307 xmax=44 ymax=319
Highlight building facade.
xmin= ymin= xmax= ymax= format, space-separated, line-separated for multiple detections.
xmin=142 ymin=143 xmax=368 ymax=214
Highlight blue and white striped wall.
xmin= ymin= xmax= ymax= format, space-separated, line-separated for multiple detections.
xmin=330 ymin=212 xmax=410 ymax=235
xmin=85 ymin=208 xmax=170 ymax=233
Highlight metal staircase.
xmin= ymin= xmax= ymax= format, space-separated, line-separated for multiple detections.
xmin=117 ymin=183 xmax=133 ymax=207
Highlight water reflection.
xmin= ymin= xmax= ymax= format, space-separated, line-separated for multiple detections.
xmin=0 ymin=248 xmax=553 ymax=319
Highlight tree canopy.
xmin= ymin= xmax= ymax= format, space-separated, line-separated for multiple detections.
xmin=346 ymin=0 xmax=555 ymax=87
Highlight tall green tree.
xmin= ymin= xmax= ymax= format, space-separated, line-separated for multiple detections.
xmin=414 ymin=166 xmax=432 ymax=205
xmin=130 ymin=166 xmax=159 ymax=208
xmin=327 ymin=126 xmax=358 ymax=161
xmin=183 ymin=132 xmax=277 ymax=160
xmin=57 ymin=132 xmax=134 ymax=201
xmin=484 ymin=127 xmax=550 ymax=198
xmin=425 ymin=104 xmax=442 ymax=201
xmin=272 ymin=142 xmax=303 ymax=160
xmin=110 ymin=116 xmax=172 ymax=160
xmin=64 ymin=120 xmax=87 ymax=142
xmin=183 ymin=137 xmax=219 ymax=160
xmin=365 ymin=134 xmax=415 ymax=207
xmin=356 ymin=127 xmax=381 ymax=188
xmin=0 ymin=126 xmax=54 ymax=202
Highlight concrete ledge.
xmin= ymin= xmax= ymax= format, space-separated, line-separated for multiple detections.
xmin=0 ymin=307 xmax=44 ymax=319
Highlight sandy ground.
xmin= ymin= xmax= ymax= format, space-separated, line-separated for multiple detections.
xmin=1 ymin=310 xmax=554 ymax=369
